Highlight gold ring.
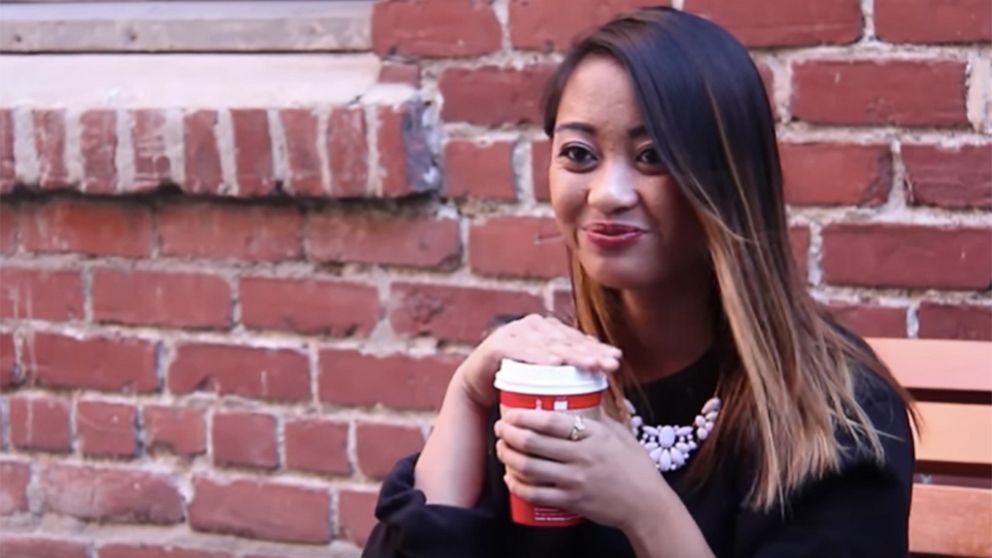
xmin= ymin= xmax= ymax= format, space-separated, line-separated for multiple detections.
xmin=567 ymin=415 xmax=587 ymax=441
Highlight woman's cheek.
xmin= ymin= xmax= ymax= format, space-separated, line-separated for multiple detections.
xmin=550 ymin=181 xmax=584 ymax=248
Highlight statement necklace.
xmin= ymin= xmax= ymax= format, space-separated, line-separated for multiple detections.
xmin=625 ymin=396 xmax=721 ymax=472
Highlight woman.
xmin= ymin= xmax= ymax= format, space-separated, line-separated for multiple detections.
xmin=363 ymin=7 xmax=915 ymax=557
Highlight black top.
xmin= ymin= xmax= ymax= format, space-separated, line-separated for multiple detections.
xmin=363 ymin=346 xmax=915 ymax=558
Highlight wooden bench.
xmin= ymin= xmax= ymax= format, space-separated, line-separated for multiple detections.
xmin=867 ymin=338 xmax=992 ymax=558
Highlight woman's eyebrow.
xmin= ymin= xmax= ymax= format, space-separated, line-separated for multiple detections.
xmin=554 ymin=121 xmax=596 ymax=135
xmin=554 ymin=121 xmax=648 ymax=139
xmin=628 ymin=124 xmax=647 ymax=139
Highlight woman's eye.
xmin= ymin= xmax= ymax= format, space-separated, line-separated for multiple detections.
xmin=560 ymin=145 xmax=596 ymax=165
xmin=636 ymin=147 xmax=662 ymax=165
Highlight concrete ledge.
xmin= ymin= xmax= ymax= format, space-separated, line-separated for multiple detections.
xmin=0 ymin=53 xmax=381 ymax=108
xmin=0 ymin=1 xmax=372 ymax=53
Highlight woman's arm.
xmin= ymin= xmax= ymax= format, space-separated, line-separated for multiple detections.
xmin=623 ymin=478 xmax=715 ymax=558
xmin=414 ymin=354 xmax=492 ymax=506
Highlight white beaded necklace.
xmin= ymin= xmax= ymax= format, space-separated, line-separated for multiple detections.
xmin=625 ymin=396 xmax=721 ymax=472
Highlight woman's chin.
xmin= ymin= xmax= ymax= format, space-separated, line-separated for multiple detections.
xmin=581 ymin=260 xmax=661 ymax=291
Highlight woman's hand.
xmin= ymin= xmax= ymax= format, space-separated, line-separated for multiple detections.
xmin=494 ymin=408 xmax=667 ymax=531
xmin=455 ymin=314 xmax=622 ymax=410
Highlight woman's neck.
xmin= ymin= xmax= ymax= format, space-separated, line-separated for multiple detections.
xmin=619 ymin=277 xmax=716 ymax=382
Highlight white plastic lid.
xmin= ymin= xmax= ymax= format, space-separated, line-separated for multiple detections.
xmin=493 ymin=358 xmax=608 ymax=396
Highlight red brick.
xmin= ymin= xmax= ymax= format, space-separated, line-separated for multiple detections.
xmin=792 ymin=60 xmax=968 ymax=127
xmin=1 ymin=332 xmax=16 ymax=389
xmin=280 ymin=109 xmax=324 ymax=196
xmin=532 ymin=140 xmax=552 ymax=201
xmin=903 ymin=143 xmax=992 ymax=209
xmin=212 ymin=411 xmax=277 ymax=470
xmin=183 ymin=110 xmax=223 ymax=195
xmin=142 ymin=405 xmax=206 ymax=458
xmin=328 ymin=106 xmax=369 ymax=197
xmin=789 ymin=226 xmax=810 ymax=281
xmin=440 ymin=65 xmax=555 ymax=125
xmin=822 ymin=225 xmax=992 ymax=289
xmin=918 ymin=303 xmax=992 ymax=341
xmin=0 ymin=109 xmax=14 ymax=192
xmin=21 ymin=198 xmax=153 ymax=257
xmin=377 ymin=103 xmax=432 ymax=197
xmin=169 ymin=343 xmax=309 ymax=402
xmin=443 ymin=140 xmax=515 ymax=200
xmin=0 ymin=267 xmax=84 ymax=321
xmin=239 ymin=276 xmax=378 ymax=336
xmin=231 ymin=109 xmax=275 ymax=196
xmin=469 ymin=216 xmax=568 ymax=278
xmin=0 ymin=460 xmax=31 ymax=514
xmin=98 ymin=543 xmax=231 ymax=558
xmin=318 ymin=349 xmax=459 ymax=411
xmin=189 ymin=476 xmax=330 ymax=543
xmin=875 ymin=0 xmax=992 ymax=44
xmin=337 ymin=488 xmax=378 ymax=546
xmin=0 ymin=268 xmax=77 ymax=323
xmin=0 ymin=201 xmax=17 ymax=254
xmin=509 ymin=0 xmax=662 ymax=51
xmin=378 ymin=62 xmax=421 ymax=87
xmin=390 ymin=283 xmax=544 ymax=343
xmin=92 ymin=269 xmax=231 ymax=329
xmin=77 ymin=400 xmax=137 ymax=458
xmin=41 ymin=463 xmax=183 ymax=523
xmin=159 ymin=203 xmax=301 ymax=261
xmin=757 ymin=62 xmax=779 ymax=120
xmin=307 ymin=211 xmax=460 ymax=268
xmin=23 ymin=331 xmax=158 ymax=393
xmin=284 ymin=418 xmax=350 ymax=476
xmin=356 ymin=422 xmax=423 ymax=480
xmin=685 ymin=0 xmax=861 ymax=47
xmin=0 ymin=537 xmax=88 ymax=558
xmin=130 ymin=109 xmax=172 ymax=192
xmin=80 ymin=109 xmax=118 ymax=194
xmin=33 ymin=109 xmax=71 ymax=190
xmin=827 ymin=303 xmax=906 ymax=338
xmin=780 ymin=142 xmax=891 ymax=206
xmin=373 ymin=0 xmax=501 ymax=57
xmin=9 ymin=395 xmax=71 ymax=453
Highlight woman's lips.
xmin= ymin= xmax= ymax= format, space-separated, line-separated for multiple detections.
xmin=582 ymin=223 xmax=646 ymax=250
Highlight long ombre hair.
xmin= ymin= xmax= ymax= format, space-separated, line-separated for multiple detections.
xmin=543 ymin=7 xmax=918 ymax=511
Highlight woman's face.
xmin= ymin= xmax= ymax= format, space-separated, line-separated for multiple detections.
xmin=549 ymin=55 xmax=708 ymax=291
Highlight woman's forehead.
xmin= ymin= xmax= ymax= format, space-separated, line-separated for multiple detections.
xmin=556 ymin=56 xmax=644 ymax=135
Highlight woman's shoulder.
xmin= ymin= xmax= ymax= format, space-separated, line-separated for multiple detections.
xmin=841 ymin=330 xmax=910 ymax=429
xmin=834 ymin=329 xmax=915 ymax=479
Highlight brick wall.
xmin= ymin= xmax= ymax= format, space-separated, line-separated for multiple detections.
xmin=1 ymin=0 xmax=990 ymax=556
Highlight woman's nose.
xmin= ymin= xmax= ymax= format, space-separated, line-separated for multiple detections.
xmin=587 ymin=161 xmax=638 ymax=213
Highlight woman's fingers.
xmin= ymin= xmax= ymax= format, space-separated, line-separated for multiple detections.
xmin=495 ymin=412 xmax=587 ymax=460
xmin=534 ymin=317 xmax=621 ymax=372
xmin=487 ymin=313 xmax=622 ymax=374
xmin=503 ymin=470 xmax=571 ymax=508
xmin=505 ymin=408 xmax=590 ymax=437
xmin=495 ymin=439 xmax=573 ymax=487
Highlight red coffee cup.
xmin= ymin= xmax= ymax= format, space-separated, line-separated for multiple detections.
xmin=494 ymin=358 xmax=608 ymax=527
